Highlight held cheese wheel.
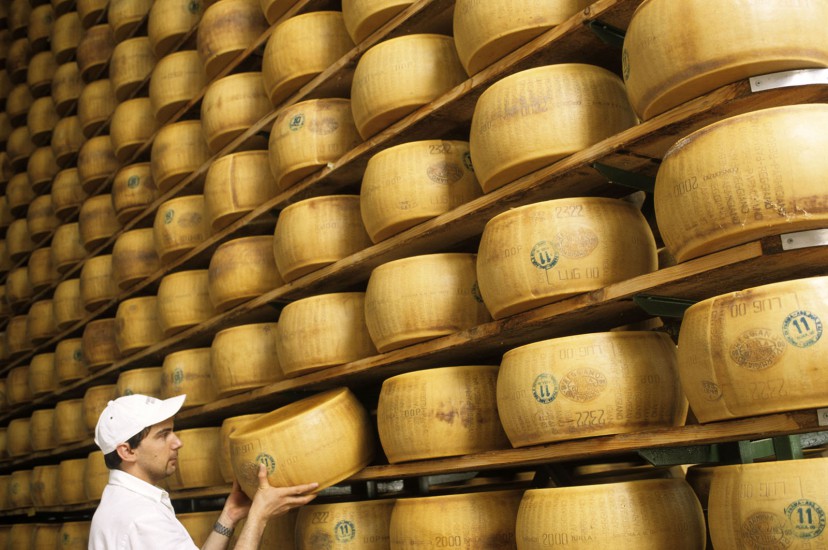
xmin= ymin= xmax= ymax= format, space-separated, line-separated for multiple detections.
xmin=708 ymin=457 xmax=828 ymax=550
xmin=229 ymin=387 xmax=376 ymax=497
xmin=676 ymin=276 xmax=828 ymax=423
xmin=476 ymin=197 xmax=657 ymax=319
xmin=470 ymin=63 xmax=637 ymax=193
xmin=219 ymin=414 xmax=262 ymax=483
xmin=517 ymin=480 xmax=706 ymax=549
xmin=655 ymin=104 xmax=828 ymax=263
xmin=623 ymin=0 xmax=828 ymax=121
xmin=377 ymin=365 xmax=510 ymax=463
xmin=295 ymin=499 xmax=395 ymax=550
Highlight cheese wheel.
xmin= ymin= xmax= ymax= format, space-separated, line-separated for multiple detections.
xmin=161 ymin=348 xmax=217 ymax=407
xmin=28 ymin=51 xmax=58 ymax=100
xmin=148 ymin=0 xmax=204 ymax=59
xmin=28 ymin=97 xmax=58 ymax=146
xmin=77 ymin=135 xmax=119 ymax=194
xmin=453 ymin=0 xmax=590 ymax=76
xmin=7 ymin=84 xmax=33 ymax=127
xmin=29 ymin=5 xmax=55 ymax=54
xmin=51 ymin=13 xmax=81 ymax=64
xmin=58 ymin=458 xmax=87 ymax=504
xmin=29 ymin=409 xmax=55 ymax=451
xmin=296 ymin=499 xmax=395 ymax=549
xmin=8 ymin=470 xmax=33 ymax=508
xmin=51 ymin=116 xmax=85 ymax=168
xmin=229 ymin=387 xmax=376 ymax=497
xmin=112 ymin=228 xmax=161 ymax=289
xmin=197 ymin=0 xmax=268 ymax=80
xmin=109 ymin=98 xmax=158 ymax=162
xmin=470 ymin=64 xmax=637 ymax=193
xmin=684 ymin=465 xmax=715 ymax=510
xmin=32 ymin=525 xmax=60 ymax=549
xmin=272 ymin=195 xmax=372 ymax=282
xmin=677 ymin=276 xmax=828 ymax=423
xmin=7 ymin=366 xmax=32 ymax=406
xmin=6 ymin=316 xmax=32 ymax=358
xmin=149 ymin=50 xmax=206 ymax=124
xmin=211 ymin=323 xmax=284 ymax=398
xmin=31 ymin=465 xmax=59 ymax=506
xmin=54 ymin=399 xmax=87 ymax=445
xmin=76 ymin=0 xmax=107 ymax=28
xmin=157 ymin=270 xmax=216 ymax=337
xmin=80 ymin=255 xmax=116 ymax=311
xmin=655 ymin=104 xmax=828 ymax=263
xmin=497 ymin=331 xmax=687 ymax=448
xmin=8 ymin=524 xmax=35 ymax=547
xmin=60 ymin=522 xmax=91 ymax=550
xmin=219 ymin=414 xmax=262 ymax=483
xmin=51 ymin=222 xmax=86 ymax=274
xmin=82 ymin=384 xmax=116 ymax=433
xmin=78 ymin=194 xmax=122 ymax=251
xmin=7 ymin=174 xmax=35 ymax=219
xmin=28 ymin=353 xmax=56 ymax=397
xmin=76 ymin=24 xmax=114 ymax=81
xmin=262 ymin=11 xmax=354 ymax=106
xmin=517 ymin=479 xmax=706 ymax=549
xmin=204 ymin=150 xmax=278 ymax=231
xmin=7 ymin=418 xmax=31 ymax=457
xmin=623 ymin=0 xmax=828 ymax=121
xmin=108 ymin=0 xmax=152 ymax=43
xmin=377 ymin=365 xmax=509 ymax=463
xmin=231 ymin=510 xmax=297 ymax=548
xmin=77 ymin=79 xmax=115 ymax=138
xmin=6 ymin=267 xmax=32 ymax=308
xmin=360 ymin=139 xmax=481 ymax=243
xmin=351 ymin=34 xmax=466 ymax=139
xmin=83 ymin=318 xmax=121 ymax=371
xmin=27 ymin=148 xmax=59 ymax=195
xmin=116 ymin=367 xmax=163 ymax=398
xmin=708 ymin=457 xmax=828 ymax=550
xmin=115 ymin=296 xmax=164 ymax=355
xmin=84 ymin=451 xmax=107 ymax=501
xmin=365 ymin=253 xmax=491 ymax=352
xmin=151 ymin=120 xmax=210 ymax=193
xmin=167 ymin=428 xmax=224 ymax=490
xmin=112 ymin=163 xmax=157 ymax=224
xmin=179 ymin=511 xmax=221 ymax=547
xmin=201 ymin=72 xmax=271 ymax=153
xmin=7 ymin=127 xmax=35 ymax=175
xmin=52 ymin=61 xmax=82 ymax=115
xmin=28 ymin=248 xmax=58 ymax=292
xmin=259 ymin=0 xmax=297 ymax=25
xmin=51 ymin=168 xmax=86 ymax=219
xmin=275 ymin=292 xmax=377 ymax=376
xmin=341 ymin=0 xmax=413 ymax=44
xmin=47 ymin=283 xmax=77 ymax=330
xmin=208 ymin=236 xmax=283 ymax=312
xmin=7 ymin=38 xmax=31 ymax=85
xmin=477 ymin=197 xmax=657 ymax=319
xmin=27 ymin=194 xmax=59 ymax=241
xmin=153 ymin=195 xmax=210 ymax=264
xmin=0 ymin=477 xmax=9 ymax=510
xmin=55 ymin=338 xmax=89 ymax=383
xmin=390 ymin=489 xmax=523 ymax=549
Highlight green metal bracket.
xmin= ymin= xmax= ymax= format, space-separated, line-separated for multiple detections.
xmin=773 ymin=435 xmax=804 ymax=460
xmin=633 ymin=294 xmax=697 ymax=319
xmin=638 ymin=446 xmax=718 ymax=466
xmin=592 ymin=162 xmax=656 ymax=194
xmin=585 ymin=20 xmax=626 ymax=49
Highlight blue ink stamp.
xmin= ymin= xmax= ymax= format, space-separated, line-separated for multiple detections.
xmin=172 ymin=368 xmax=184 ymax=385
xmin=532 ymin=373 xmax=558 ymax=404
xmin=782 ymin=310 xmax=823 ymax=348
xmin=127 ymin=175 xmax=140 ymax=188
xmin=785 ymin=499 xmax=826 ymax=539
xmin=289 ymin=114 xmax=305 ymax=131
xmin=164 ymin=209 xmax=175 ymax=224
xmin=530 ymin=241 xmax=559 ymax=271
xmin=335 ymin=520 xmax=356 ymax=543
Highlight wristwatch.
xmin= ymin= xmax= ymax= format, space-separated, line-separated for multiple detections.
xmin=213 ymin=521 xmax=234 ymax=537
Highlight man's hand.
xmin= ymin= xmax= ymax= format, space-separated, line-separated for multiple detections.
xmin=249 ymin=463 xmax=318 ymax=519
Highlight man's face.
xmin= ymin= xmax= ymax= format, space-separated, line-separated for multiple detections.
xmin=131 ymin=417 xmax=182 ymax=485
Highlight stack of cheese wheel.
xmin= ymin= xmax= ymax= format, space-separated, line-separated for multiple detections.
xmin=78 ymin=194 xmax=121 ymax=251
xmin=112 ymin=163 xmax=157 ymax=224
xmin=151 ymin=120 xmax=211 ymax=193
xmin=268 ymin=98 xmax=361 ymax=191
xmin=153 ymin=195 xmax=210 ymax=264
xmin=517 ymin=479 xmax=706 ymax=549
xmin=497 ymin=331 xmax=687 ymax=447
xmin=275 ymin=292 xmax=377 ymax=377
xmin=54 ymin=399 xmax=87 ymax=444
xmin=229 ymin=388 xmax=375 ymax=497
xmin=77 ymin=136 xmax=119 ymax=194
xmin=28 ymin=353 xmax=56 ymax=397
xmin=112 ymin=228 xmax=160 ymax=289
xmin=470 ymin=63 xmax=637 ymax=193
xmin=211 ymin=323 xmax=284 ymax=397
xmin=84 ymin=450 xmax=108 ymax=501
xmin=390 ymin=490 xmax=523 ymax=549
xmin=29 ymin=409 xmax=55 ymax=452
xmin=82 ymin=318 xmax=120 ymax=371
xmin=78 ymin=80 xmax=116 ymax=137
xmin=55 ymin=338 xmax=88 ymax=383
xmin=51 ymin=169 xmax=86 ymax=218
xmin=115 ymin=296 xmax=163 ymax=355
xmin=31 ymin=465 xmax=59 ymax=507
xmin=54 ymin=279 xmax=83 ymax=329
xmin=109 ymin=0 xmax=152 ymax=42
xmin=208 ymin=236 xmax=284 ymax=312
xmin=231 ymin=510 xmax=298 ymax=548
xmin=219 ymin=414 xmax=261 ymax=483
xmin=149 ymin=51 xmax=207 ymax=124
xmin=708 ymin=457 xmax=828 ymax=549
xmin=341 ymin=0 xmax=414 ymax=44
xmin=161 ymin=348 xmax=217 ymax=407
xmin=351 ymin=34 xmax=466 ymax=139
xmin=359 ymin=140 xmax=481 ymax=243
xmin=296 ymin=499 xmax=395 ymax=549
xmin=179 ymin=511 xmax=221 ymax=547
xmin=59 ymin=458 xmax=88 ymax=504
xmin=677 ymin=276 xmax=828 ymax=422
xmin=109 ymin=98 xmax=157 ymax=162
xmin=60 ymin=522 xmax=91 ymax=550
xmin=655 ymin=104 xmax=828 ymax=263
xmin=364 ymin=253 xmax=491 ymax=352
xmin=377 ymin=365 xmax=509 ymax=463
xmin=197 ymin=0 xmax=268 ymax=80
xmin=167 ymin=428 xmax=224 ymax=490
xmin=82 ymin=385 xmax=116 ymax=433
xmin=453 ymin=0 xmax=591 ymax=76
xmin=201 ymin=72 xmax=270 ymax=153
xmin=477 ymin=197 xmax=657 ymax=319
xmin=147 ymin=0 xmax=203 ymax=59
xmin=9 ymin=470 xmax=33 ymax=508
xmin=116 ymin=367 xmax=163 ymax=398
xmin=204 ymin=151 xmax=279 ymax=231
xmin=80 ymin=255 xmax=116 ymax=311
xmin=622 ymin=0 xmax=828 ymax=121
xmin=272 ymin=195 xmax=372 ymax=282
xmin=33 ymin=524 xmax=61 ymax=548
xmin=157 ymin=271 xmax=216 ymax=336
xmin=27 ymin=301 xmax=56 ymax=344
xmin=262 ymin=11 xmax=354 ymax=106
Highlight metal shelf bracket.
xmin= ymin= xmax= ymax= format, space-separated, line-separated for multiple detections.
xmin=592 ymin=162 xmax=656 ymax=194
xmin=633 ymin=294 xmax=697 ymax=318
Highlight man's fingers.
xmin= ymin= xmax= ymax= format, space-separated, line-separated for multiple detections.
xmin=288 ymin=482 xmax=319 ymax=495
xmin=256 ymin=463 xmax=269 ymax=489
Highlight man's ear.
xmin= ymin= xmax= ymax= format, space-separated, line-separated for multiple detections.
xmin=116 ymin=443 xmax=137 ymax=463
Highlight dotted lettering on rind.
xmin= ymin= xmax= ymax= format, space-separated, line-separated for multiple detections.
xmin=530 ymin=241 xmax=559 ymax=271
xmin=532 ymin=373 xmax=558 ymax=404
xmin=782 ymin=310 xmax=823 ymax=348
xmin=785 ymin=499 xmax=826 ymax=540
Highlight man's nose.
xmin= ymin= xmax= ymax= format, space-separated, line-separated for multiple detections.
xmin=170 ymin=433 xmax=183 ymax=449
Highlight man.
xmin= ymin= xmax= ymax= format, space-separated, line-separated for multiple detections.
xmin=89 ymin=394 xmax=318 ymax=549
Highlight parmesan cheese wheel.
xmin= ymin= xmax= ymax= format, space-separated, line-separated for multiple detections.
xmin=31 ymin=465 xmax=59 ymax=506
xmin=82 ymin=384 xmax=116 ymax=433
xmin=33 ymin=525 xmax=60 ymax=549
xmin=54 ymin=398 xmax=87 ymax=445
xmin=470 ymin=64 xmax=637 ymax=193
xmin=262 ymin=11 xmax=355 ymax=107
xmin=351 ymin=34 xmax=467 ymax=139
xmin=157 ymin=270 xmax=216 ymax=337
xmin=272 ymin=195 xmax=372 ymax=282
xmin=51 ymin=61 xmax=82 ymax=115
xmin=108 ymin=0 xmax=152 ymax=43
xmin=0 ymin=477 xmax=9 ymax=510
xmin=76 ymin=24 xmax=114 ymax=81
xmin=341 ymin=0 xmax=413 ymax=44
xmin=365 ymin=253 xmax=490 ymax=352
xmin=7 ymin=83 xmax=33 ymax=127
xmin=7 ymin=38 xmax=31 ymax=85
xmin=219 ymin=414 xmax=262 ymax=483
xmin=208 ymin=236 xmax=284 ymax=312
xmin=51 ymin=168 xmax=86 ymax=219
xmin=116 ymin=366 xmax=162 ymax=397
xmin=8 ymin=523 xmax=34 ymax=547
xmin=6 ymin=316 xmax=33 ymax=358
xmin=84 ymin=451 xmax=107 ymax=501
xmin=360 ymin=139 xmax=482 ymax=243
xmin=112 ymin=163 xmax=157 ymax=224
xmin=58 ymin=458 xmax=87 ymax=504
xmin=167 ymin=427 xmax=224 ymax=490
xmin=161 ymin=348 xmax=217 ymax=407
xmin=153 ymin=195 xmax=210 ymax=264
xmin=0 ymin=428 xmax=6 ymax=455
xmin=655 ymin=104 xmax=828 ymax=263
xmin=7 ymin=418 xmax=32 ymax=457
xmin=296 ymin=499 xmax=395 ymax=549
xmin=179 ymin=511 xmax=221 ymax=547
xmin=204 ymin=150 xmax=278 ymax=231
xmin=453 ymin=0 xmax=590 ymax=76
xmin=51 ymin=117 xmax=85 ymax=168
xmin=27 ymin=51 xmax=58 ymax=99
xmin=708 ymin=458 xmax=828 ymax=550
xmin=148 ymin=0 xmax=205 ymax=59
xmin=110 ymin=37 xmax=156 ymax=103
xmin=378 ymin=365 xmax=510 ymax=463
xmin=27 ymin=147 xmax=59 ymax=194
xmin=229 ymin=387 xmax=376 ymax=497
xmin=7 ymin=174 xmax=35 ymax=220
xmin=28 ymin=96 xmax=58 ymax=145
xmin=112 ymin=228 xmax=161 ymax=289
xmin=109 ymin=98 xmax=158 ymax=163
xmin=497 ymin=331 xmax=687 ymax=448
xmin=516 ymin=479 xmax=706 ymax=549
xmin=77 ymin=135 xmax=120 ymax=194
xmin=83 ymin=318 xmax=121 ymax=371
xmin=151 ymin=120 xmax=211 ymax=193
xmin=477 ymin=197 xmax=657 ymax=319
xmin=28 ymin=353 xmax=56 ymax=397
xmin=77 ymin=79 xmax=116 ymax=138
xmin=275 ymin=292 xmax=377 ymax=376
xmin=60 ymin=522 xmax=91 ymax=550
xmin=29 ymin=409 xmax=56 ymax=451
xmin=29 ymin=5 xmax=55 ymax=54
xmin=77 ymin=0 xmax=107 ymax=28
xmin=80 ymin=254 xmax=116 ymax=311
xmin=6 ymin=267 xmax=32 ymax=307
xmin=8 ymin=0 xmax=30 ymax=39
xmin=148 ymin=50 xmax=206 ymax=124
xmin=7 ymin=126 xmax=35 ymax=172
xmin=8 ymin=470 xmax=33 ymax=508
xmin=53 ymin=278 xmax=83 ymax=329
xmin=79 ymin=194 xmax=122 ymax=251
xmin=51 ymin=222 xmax=86 ymax=273
xmin=211 ymin=323 xmax=284 ymax=397
xmin=7 ymin=366 xmax=32 ymax=407
xmin=115 ymin=296 xmax=164 ymax=355
xmin=677 ymin=276 xmax=828 ymax=423
xmin=196 ymin=0 xmax=269 ymax=80
xmin=268 ymin=98 xmax=361 ymax=190
xmin=623 ymin=0 xmax=828 ymax=121
xmin=51 ymin=13 xmax=81 ymax=64
xmin=390 ymin=489 xmax=523 ymax=549
xmin=27 ymin=194 xmax=59 ymax=241
xmin=201 ymin=72 xmax=271 ymax=153
xmin=56 ymin=338 xmax=89 ymax=383
xmin=684 ymin=465 xmax=715 ymax=510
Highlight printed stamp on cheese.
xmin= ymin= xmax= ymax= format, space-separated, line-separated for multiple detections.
xmin=335 ymin=520 xmax=356 ymax=543
xmin=741 ymin=511 xmax=793 ymax=549
xmin=532 ymin=373 xmax=558 ymax=405
xmin=785 ymin=499 xmax=826 ymax=539
xmin=729 ymin=328 xmax=786 ymax=370
xmin=530 ymin=241 xmax=558 ymax=271
xmin=560 ymin=367 xmax=607 ymax=403
xmin=552 ymin=227 xmax=599 ymax=259
xmin=782 ymin=311 xmax=823 ymax=348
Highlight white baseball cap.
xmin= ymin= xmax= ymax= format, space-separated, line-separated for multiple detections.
xmin=94 ymin=394 xmax=187 ymax=454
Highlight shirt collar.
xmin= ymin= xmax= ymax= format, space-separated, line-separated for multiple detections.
xmin=108 ymin=469 xmax=174 ymax=512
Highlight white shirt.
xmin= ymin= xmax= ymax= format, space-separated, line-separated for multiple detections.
xmin=89 ymin=469 xmax=200 ymax=550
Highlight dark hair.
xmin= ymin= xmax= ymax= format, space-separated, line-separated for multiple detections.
xmin=103 ymin=426 xmax=151 ymax=469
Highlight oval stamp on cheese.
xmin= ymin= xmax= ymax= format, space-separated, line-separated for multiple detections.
xmin=741 ymin=511 xmax=793 ymax=549
xmin=729 ymin=328 xmax=786 ymax=370
xmin=532 ymin=373 xmax=558 ymax=404
xmin=560 ymin=367 xmax=607 ymax=403
xmin=552 ymin=227 xmax=599 ymax=259
xmin=530 ymin=241 xmax=559 ymax=271
xmin=426 ymin=161 xmax=464 ymax=185
xmin=700 ymin=380 xmax=722 ymax=401
xmin=785 ymin=499 xmax=826 ymax=539
xmin=782 ymin=310 xmax=823 ymax=348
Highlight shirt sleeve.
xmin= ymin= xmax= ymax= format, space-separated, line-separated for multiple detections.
xmin=125 ymin=514 xmax=201 ymax=550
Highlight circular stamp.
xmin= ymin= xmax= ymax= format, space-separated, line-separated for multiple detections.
xmin=188 ymin=0 xmax=200 ymax=13
xmin=124 ymin=389 xmax=134 ymax=395
xmin=73 ymin=349 xmax=83 ymax=361
xmin=289 ymin=113 xmax=305 ymax=132
xmin=552 ymin=227 xmax=599 ymax=259
xmin=622 ymin=48 xmax=630 ymax=81
xmin=729 ymin=328 xmax=786 ymax=370
xmin=309 ymin=117 xmax=339 ymax=136
xmin=463 ymin=151 xmax=474 ymax=172
xmin=741 ymin=511 xmax=793 ymax=549
xmin=255 ymin=452 xmax=277 ymax=475
xmin=127 ymin=175 xmax=140 ymax=189
xmin=164 ymin=209 xmax=175 ymax=224
xmin=532 ymin=373 xmax=558 ymax=404
xmin=471 ymin=281 xmax=483 ymax=304
xmin=426 ymin=161 xmax=464 ymax=185
xmin=335 ymin=520 xmax=356 ymax=543
xmin=700 ymin=380 xmax=722 ymax=401
xmin=785 ymin=499 xmax=826 ymax=539
xmin=172 ymin=368 xmax=184 ymax=385
xmin=560 ymin=367 xmax=607 ymax=403
xmin=782 ymin=310 xmax=823 ymax=348
xmin=530 ymin=241 xmax=559 ymax=271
